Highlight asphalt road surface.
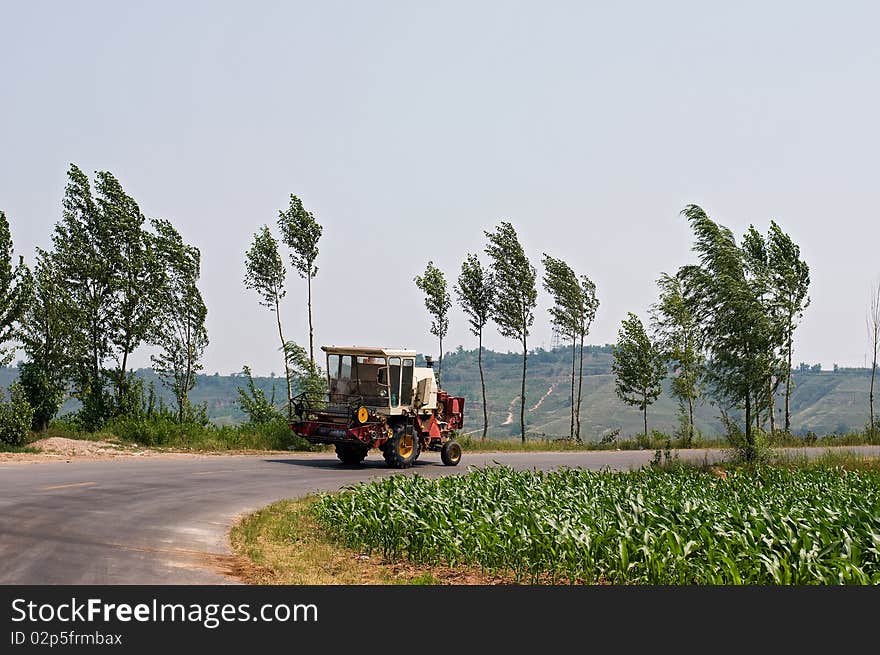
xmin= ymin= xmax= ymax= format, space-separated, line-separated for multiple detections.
xmin=2 ymin=446 xmax=878 ymax=584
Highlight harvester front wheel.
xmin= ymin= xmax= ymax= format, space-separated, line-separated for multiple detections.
xmin=440 ymin=439 xmax=462 ymax=466
xmin=383 ymin=424 xmax=419 ymax=469
xmin=336 ymin=443 xmax=368 ymax=465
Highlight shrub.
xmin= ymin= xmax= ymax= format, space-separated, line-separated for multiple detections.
xmin=0 ymin=383 xmax=35 ymax=447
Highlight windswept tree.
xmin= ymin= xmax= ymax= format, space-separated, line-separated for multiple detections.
xmin=542 ymin=254 xmax=581 ymax=440
xmin=679 ymin=205 xmax=775 ymax=458
xmin=51 ymin=164 xmax=115 ymax=429
xmin=414 ymin=261 xmax=451 ymax=386
xmin=19 ymin=250 xmax=69 ymax=431
xmin=869 ymin=283 xmax=880 ymax=438
xmin=278 ymin=195 xmax=322 ymax=367
xmin=651 ymin=271 xmax=702 ymax=444
xmin=612 ymin=312 xmax=665 ymax=438
xmin=767 ymin=221 xmax=810 ymax=433
xmin=485 ymin=222 xmax=537 ymax=443
xmin=0 ymin=211 xmax=29 ymax=366
xmin=244 ymin=226 xmax=292 ymax=414
xmin=96 ymin=171 xmax=159 ymax=414
xmin=151 ymin=219 xmax=209 ymax=423
xmin=455 ymin=254 xmax=494 ymax=440
xmin=283 ymin=341 xmax=327 ymax=405
xmin=574 ymin=275 xmax=600 ymax=442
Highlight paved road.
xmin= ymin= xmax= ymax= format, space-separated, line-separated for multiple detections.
xmin=1 ymin=446 xmax=878 ymax=584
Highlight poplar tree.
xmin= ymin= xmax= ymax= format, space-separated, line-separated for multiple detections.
xmin=612 ymin=313 xmax=665 ymax=438
xmin=244 ymin=226 xmax=291 ymax=414
xmin=0 ymin=211 xmax=29 ymax=366
xmin=652 ymin=271 xmax=702 ymax=444
xmin=19 ymin=250 xmax=69 ymax=430
xmin=484 ymin=222 xmax=537 ymax=443
xmin=414 ymin=261 xmax=451 ymax=386
xmin=455 ymin=254 xmax=494 ymax=440
xmin=574 ymin=275 xmax=600 ymax=442
xmin=767 ymin=221 xmax=810 ymax=433
xmin=278 ymin=195 xmax=322 ymax=367
xmin=51 ymin=164 xmax=114 ymax=429
xmin=151 ymin=219 xmax=209 ymax=423
xmin=542 ymin=254 xmax=581 ymax=440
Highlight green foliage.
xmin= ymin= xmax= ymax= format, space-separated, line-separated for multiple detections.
xmin=414 ymin=261 xmax=451 ymax=383
xmin=277 ymin=195 xmax=322 ymax=281
xmin=484 ymin=222 xmax=537 ymax=345
xmin=244 ymin=226 xmax=287 ymax=310
xmin=455 ymin=254 xmax=494 ymax=338
xmin=18 ymin=250 xmax=69 ymax=430
xmin=315 ymin=464 xmax=880 ymax=584
xmin=95 ymin=171 xmax=158 ymax=409
xmin=652 ymin=271 xmax=702 ymax=444
xmin=283 ymin=342 xmax=327 ymax=402
xmin=612 ymin=312 xmax=665 ymax=435
xmin=484 ymin=222 xmax=537 ymax=442
xmin=0 ymin=383 xmax=34 ymax=447
xmin=455 ymin=253 xmax=494 ymax=440
xmin=18 ymin=361 xmax=64 ymax=432
xmin=277 ymin=194 xmax=322 ymax=366
xmin=244 ymin=225 xmax=292 ymax=404
xmin=150 ymin=219 xmax=209 ymax=422
xmin=414 ymin=261 xmax=451 ymax=342
xmin=767 ymin=225 xmax=810 ymax=366
xmin=679 ymin=205 xmax=775 ymax=450
xmin=0 ymin=210 xmax=30 ymax=366
xmin=237 ymin=365 xmax=282 ymax=424
xmin=541 ymin=255 xmax=581 ymax=341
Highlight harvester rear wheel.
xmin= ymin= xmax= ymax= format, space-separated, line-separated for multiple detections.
xmin=383 ymin=424 xmax=419 ymax=469
xmin=440 ymin=439 xmax=462 ymax=466
xmin=336 ymin=443 xmax=368 ymax=465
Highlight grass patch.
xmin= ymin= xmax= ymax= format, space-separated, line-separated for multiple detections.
xmin=229 ymin=498 xmax=511 ymax=585
xmin=0 ymin=443 xmax=41 ymax=453
xmin=314 ymin=464 xmax=880 ymax=585
xmin=776 ymin=449 xmax=880 ymax=473
xmin=40 ymin=416 xmax=327 ymax=453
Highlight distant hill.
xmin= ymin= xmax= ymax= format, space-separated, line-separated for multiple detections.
xmin=439 ymin=346 xmax=875 ymax=439
xmin=1 ymin=348 xmax=875 ymax=439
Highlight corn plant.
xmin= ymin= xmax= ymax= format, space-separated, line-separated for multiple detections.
xmin=313 ymin=465 xmax=880 ymax=585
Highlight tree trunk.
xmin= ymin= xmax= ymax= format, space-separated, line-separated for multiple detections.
xmin=307 ymin=272 xmax=315 ymax=368
xmin=785 ymin=321 xmax=793 ymax=433
xmin=745 ymin=393 xmax=753 ymax=459
xmin=871 ymin=341 xmax=877 ymax=438
xmin=643 ymin=398 xmax=648 ymax=440
xmin=688 ymin=396 xmax=694 ymax=444
xmin=479 ymin=330 xmax=487 ymax=441
xmin=119 ymin=347 xmax=129 ymax=409
xmin=575 ymin=330 xmax=585 ymax=442
xmin=438 ymin=334 xmax=443 ymax=388
xmin=569 ymin=338 xmax=576 ymax=440
xmin=768 ymin=377 xmax=775 ymax=435
xmin=520 ymin=336 xmax=527 ymax=444
xmin=275 ymin=294 xmax=292 ymax=417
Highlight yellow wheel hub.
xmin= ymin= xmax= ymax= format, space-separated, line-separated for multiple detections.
xmin=398 ymin=433 xmax=414 ymax=458
xmin=356 ymin=406 xmax=369 ymax=424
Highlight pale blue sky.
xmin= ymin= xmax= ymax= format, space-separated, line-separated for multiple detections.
xmin=2 ymin=1 xmax=879 ymax=374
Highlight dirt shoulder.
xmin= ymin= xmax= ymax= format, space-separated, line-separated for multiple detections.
xmin=0 ymin=436 xmax=300 ymax=464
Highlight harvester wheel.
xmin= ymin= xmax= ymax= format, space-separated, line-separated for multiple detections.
xmin=383 ymin=424 xmax=419 ymax=469
xmin=335 ymin=443 xmax=368 ymax=465
xmin=440 ymin=439 xmax=462 ymax=466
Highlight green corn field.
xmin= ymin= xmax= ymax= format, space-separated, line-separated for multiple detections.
xmin=313 ymin=465 xmax=880 ymax=584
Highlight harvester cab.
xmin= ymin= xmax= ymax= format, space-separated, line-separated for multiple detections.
xmin=290 ymin=346 xmax=465 ymax=468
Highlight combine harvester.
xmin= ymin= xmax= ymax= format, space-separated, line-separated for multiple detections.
xmin=290 ymin=346 xmax=465 ymax=468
